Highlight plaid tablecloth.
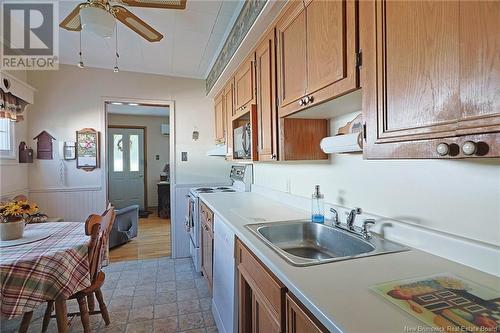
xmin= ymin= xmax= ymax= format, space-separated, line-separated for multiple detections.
xmin=0 ymin=222 xmax=90 ymax=319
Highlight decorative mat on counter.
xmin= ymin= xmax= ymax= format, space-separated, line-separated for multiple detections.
xmin=371 ymin=274 xmax=499 ymax=332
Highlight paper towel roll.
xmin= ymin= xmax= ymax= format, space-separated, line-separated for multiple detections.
xmin=320 ymin=132 xmax=363 ymax=154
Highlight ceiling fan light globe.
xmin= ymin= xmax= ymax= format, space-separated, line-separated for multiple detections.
xmin=80 ymin=7 xmax=115 ymax=38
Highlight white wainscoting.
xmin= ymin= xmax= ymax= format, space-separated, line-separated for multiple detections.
xmin=0 ymin=188 xmax=29 ymax=202
xmin=29 ymin=187 xmax=106 ymax=222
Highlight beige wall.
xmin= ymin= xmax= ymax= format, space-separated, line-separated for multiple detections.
xmin=254 ymin=111 xmax=500 ymax=246
xmin=25 ymin=65 xmax=229 ymax=217
xmin=108 ymin=114 xmax=170 ymax=207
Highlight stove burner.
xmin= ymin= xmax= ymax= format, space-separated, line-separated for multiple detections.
xmin=216 ymin=187 xmax=232 ymax=190
xmin=195 ymin=187 xmax=213 ymax=192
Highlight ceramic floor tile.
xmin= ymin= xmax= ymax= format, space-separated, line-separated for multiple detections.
xmin=177 ymin=299 xmax=201 ymax=315
xmin=202 ymin=311 xmax=216 ymax=327
xmin=176 ymin=280 xmax=196 ymax=290
xmin=178 ymin=312 xmax=204 ymax=331
xmin=154 ymin=303 xmax=178 ymax=319
xmin=153 ymin=317 xmax=178 ymax=333
xmin=125 ymin=321 xmax=153 ymax=333
xmin=155 ymin=291 xmax=177 ymax=305
xmin=199 ymin=298 xmax=212 ymax=311
xmin=132 ymin=295 xmax=155 ymax=308
xmin=128 ymin=305 xmax=154 ymax=322
xmin=177 ymin=288 xmax=199 ymax=302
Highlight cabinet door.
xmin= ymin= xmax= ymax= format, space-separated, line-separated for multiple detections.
xmin=253 ymin=291 xmax=281 ymax=333
xmin=214 ymin=92 xmax=225 ymax=143
xmin=256 ymin=30 xmax=278 ymax=161
xmin=234 ymin=55 xmax=256 ymax=114
xmin=201 ymin=221 xmax=213 ymax=288
xmin=458 ymin=1 xmax=500 ymax=134
xmin=276 ymin=1 xmax=307 ymax=115
xmin=224 ymin=80 xmax=235 ymax=158
xmin=286 ymin=294 xmax=326 ymax=333
xmin=362 ymin=0 xmax=459 ymax=158
xmin=379 ymin=0 xmax=460 ymax=142
xmin=305 ymin=0 xmax=358 ymax=99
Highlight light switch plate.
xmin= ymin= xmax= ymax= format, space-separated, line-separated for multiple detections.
xmin=181 ymin=152 xmax=188 ymax=161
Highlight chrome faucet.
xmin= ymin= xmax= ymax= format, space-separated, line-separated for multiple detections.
xmin=362 ymin=219 xmax=376 ymax=239
xmin=346 ymin=207 xmax=362 ymax=230
xmin=329 ymin=208 xmax=340 ymax=226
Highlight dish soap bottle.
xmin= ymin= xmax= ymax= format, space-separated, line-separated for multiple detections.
xmin=311 ymin=185 xmax=324 ymax=223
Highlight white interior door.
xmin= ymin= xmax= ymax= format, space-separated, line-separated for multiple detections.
xmin=108 ymin=128 xmax=145 ymax=210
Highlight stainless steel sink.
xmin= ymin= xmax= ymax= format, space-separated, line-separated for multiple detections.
xmin=245 ymin=221 xmax=409 ymax=266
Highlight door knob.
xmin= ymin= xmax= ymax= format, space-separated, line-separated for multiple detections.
xmin=436 ymin=143 xmax=450 ymax=156
xmin=461 ymin=141 xmax=477 ymax=155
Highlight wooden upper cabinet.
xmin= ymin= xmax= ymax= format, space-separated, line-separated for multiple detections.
xmin=362 ymin=0 xmax=500 ymax=158
xmin=255 ymin=30 xmax=278 ymax=161
xmin=224 ymin=80 xmax=235 ymax=158
xmin=458 ymin=1 xmax=500 ymax=135
xmin=276 ymin=1 xmax=308 ymax=113
xmin=214 ymin=91 xmax=225 ymax=144
xmin=234 ymin=54 xmax=256 ymax=116
xmin=277 ymin=0 xmax=359 ymax=117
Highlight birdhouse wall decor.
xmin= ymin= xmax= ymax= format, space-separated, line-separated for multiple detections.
xmin=33 ymin=131 xmax=56 ymax=160
xmin=18 ymin=141 xmax=33 ymax=163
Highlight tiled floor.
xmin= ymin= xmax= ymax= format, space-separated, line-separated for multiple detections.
xmin=1 ymin=257 xmax=218 ymax=333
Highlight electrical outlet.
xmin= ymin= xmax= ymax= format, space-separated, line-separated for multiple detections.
xmin=181 ymin=152 xmax=188 ymax=161
xmin=156 ymin=155 xmax=160 ymax=160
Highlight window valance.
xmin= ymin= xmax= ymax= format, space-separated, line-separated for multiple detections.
xmin=0 ymin=88 xmax=25 ymax=122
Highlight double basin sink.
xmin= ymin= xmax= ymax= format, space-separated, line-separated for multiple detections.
xmin=245 ymin=221 xmax=409 ymax=266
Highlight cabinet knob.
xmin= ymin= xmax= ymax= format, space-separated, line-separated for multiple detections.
xmin=305 ymin=95 xmax=314 ymax=104
xmin=271 ymin=154 xmax=277 ymax=160
xmin=462 ymin=141 xmax=477 ymax=155
xmin=436 ymin=143 xmax=450 ymax=156
xmin=298 ymin=98 xmax=305 ymax=106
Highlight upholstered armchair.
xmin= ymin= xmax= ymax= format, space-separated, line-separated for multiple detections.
xmin=109 ymin=205 xmax=139 ymax=248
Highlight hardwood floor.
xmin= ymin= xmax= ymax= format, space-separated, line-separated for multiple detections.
xmin=109 ymin=212 xmax=171 ymax=262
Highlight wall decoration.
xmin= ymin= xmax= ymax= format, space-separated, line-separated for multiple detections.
xmin=18 ymin=142 xmax=33 ymax=163
xmin=76 ymin=128 xmax=100 ymax=171
xmin=33 ymin=131 xmax=55 ymax=159
xmin=372 ymin=274 xmax=500 ymax=332
xmin=63 ymin=141 xmax=76 ymax=160
xmin=206 ymin=0 xmax=268 ymax=93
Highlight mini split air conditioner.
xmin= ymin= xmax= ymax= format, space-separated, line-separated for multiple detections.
xmin=161 ymin=124 xmax=169 ymax=136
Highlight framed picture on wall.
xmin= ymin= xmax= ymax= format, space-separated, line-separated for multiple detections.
xmin=76 ymin=128 xmax=100 ymax=171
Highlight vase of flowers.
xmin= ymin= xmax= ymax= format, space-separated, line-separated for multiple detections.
xmin=0 ymin=200 xmax=39 ymax=241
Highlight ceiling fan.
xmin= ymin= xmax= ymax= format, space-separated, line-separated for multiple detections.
xmin=60 ymin=0 xmax=187 ymax=42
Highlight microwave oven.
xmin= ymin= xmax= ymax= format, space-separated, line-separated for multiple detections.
xmin=233 ymin=123 xmax=251 ymax=159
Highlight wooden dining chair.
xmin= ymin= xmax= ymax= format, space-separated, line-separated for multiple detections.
xmin=19 ymin=208 xmax=116 ymax=333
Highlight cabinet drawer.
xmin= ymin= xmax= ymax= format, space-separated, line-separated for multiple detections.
xmin=200 ymin=201 xmax=213 ymax=229
xmin=236 ymin=239 xmax=285 ymax=319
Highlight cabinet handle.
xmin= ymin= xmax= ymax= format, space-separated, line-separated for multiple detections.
xmin=436 ymin=143 xmax=450 ymax=156
xmin=305 ymin=95 xmax=314 ymax=104
xmin=271 ymin=154 xmax=277 ymax=160
xmin=298 ymin=99 xmax=305 ymax=106
xmin=462 ymin=141 xmax=477 ymax=155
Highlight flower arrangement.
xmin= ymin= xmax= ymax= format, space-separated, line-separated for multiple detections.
xmin=0 ymin=200 xmax=39 ymax=223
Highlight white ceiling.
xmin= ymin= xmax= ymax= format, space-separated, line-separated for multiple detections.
xmin=58 ymin=0 xmax=243 ymax=79
xmin=107 ymin=103 xmax=170 ymax=117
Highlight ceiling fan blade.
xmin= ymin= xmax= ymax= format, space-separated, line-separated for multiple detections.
xmin=113 ymin=6 xmax=164 ymax=42
xmin=116 ymin=0 xmax=186 ymax=10
xmin=59 ymin=3 xmax=87 ymax=31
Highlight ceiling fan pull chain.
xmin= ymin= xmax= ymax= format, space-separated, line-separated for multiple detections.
xmin=78 ymin=31 xmax=84 ymax=68
xmin=114 ymin=22 xmax=120 ymax=73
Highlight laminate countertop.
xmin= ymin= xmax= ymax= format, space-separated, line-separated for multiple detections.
xmin=198 ymin=191 xmax=500 ymax=333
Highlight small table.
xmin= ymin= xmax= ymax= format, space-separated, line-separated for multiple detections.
xmin=0 ymin=222 xmax=90 ymax=331
xmin=157 ymin=181 xmax=170 ymax=218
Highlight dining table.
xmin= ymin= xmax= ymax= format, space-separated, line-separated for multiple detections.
xmin=0 ymin=222 xmax=90 ymax=332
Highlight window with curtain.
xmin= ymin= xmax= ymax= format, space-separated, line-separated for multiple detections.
xmin=1 ymin=88 xmax=25 ymax=158
xmin=0 ymin=118 xmax=15 ymax=158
